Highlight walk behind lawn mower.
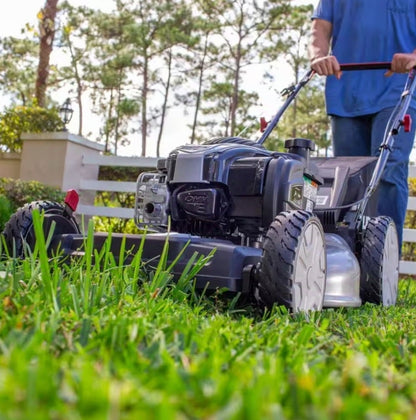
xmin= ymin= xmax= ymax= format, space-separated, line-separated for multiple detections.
xmin=3 ymin=63 xmax=416 ymax=312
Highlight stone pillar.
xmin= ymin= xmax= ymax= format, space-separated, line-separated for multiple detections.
xmin=20 ymin=132 xmax=104 ymax=190
xmin=20 ymin=132 xmax=105 ymax=229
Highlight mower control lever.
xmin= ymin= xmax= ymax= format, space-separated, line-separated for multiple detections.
xmin=403 ymin=114 xmax=412 ymax=133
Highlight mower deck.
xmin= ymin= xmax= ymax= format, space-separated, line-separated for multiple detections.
xmin=51 ymin=230 xmax=362 ymax=308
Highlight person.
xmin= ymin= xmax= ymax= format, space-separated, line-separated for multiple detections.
xmin=308 ymin=0 xmax=416 ymax=250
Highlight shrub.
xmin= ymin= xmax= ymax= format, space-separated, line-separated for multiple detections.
xmin=92 ymin=216 xmax=140 ymax=234
xmin=403 ymin=177 xmax=416 ymax=261
xmin=0 ymin=195 xmax=13 ymax=231
xmin=93 ymin=190 xmax=138 ymax=233
xmin=0 ymin=103 xmax=63 ymax=153
xmin=0 ymin=177 xmax=65 ymax=213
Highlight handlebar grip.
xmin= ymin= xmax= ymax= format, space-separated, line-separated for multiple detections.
xmin=339 ymin=62 xmax=391 ymax=71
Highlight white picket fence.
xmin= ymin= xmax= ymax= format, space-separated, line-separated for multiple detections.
xmin=77 ymin=154 xmax=158 ymax=219
xmin=77 ymin=154 xmax=416 ymax=275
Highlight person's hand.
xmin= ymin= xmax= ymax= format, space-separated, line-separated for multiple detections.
xmin=311 ymin=56 xmax=342 ymax=79
xmin=385 ymin=52 xmax=416 ymax=76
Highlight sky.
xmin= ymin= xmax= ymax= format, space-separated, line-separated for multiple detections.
xmin=0 ymin=0 xmax=319 ymax=157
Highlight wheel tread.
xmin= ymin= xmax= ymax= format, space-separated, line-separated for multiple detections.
xmin=360 ymin=216 xmax=398 ymax=305
xmin=256 ymin=210 xmax=326 ymax=311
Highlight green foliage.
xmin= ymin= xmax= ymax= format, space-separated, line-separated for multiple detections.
xmin=1 ymin=228 xmax=416 ymax=418
xmin=0 ymin=104 xmax=63 ymax=152
xmin=92 ymin=215 xmax=139 ymax=234
xmin=0 ymin=177 xmax=65 ymax=213
xmin=98 ymin=165 xmax=141 ymax=182
xmin=0 ymin=195 xmax=13 ymax=231
xmin=0 ymin=36 xmax=39 ymax=105
xmin=403 ymin=177 xmax=416 ymax=261
xmin=265 ymin=81 xmax=330 ymax=155
xmin=93 ymin=165 xmax=146 ymax=233
xmin=92 ymin=190 xmax=137 ymax=233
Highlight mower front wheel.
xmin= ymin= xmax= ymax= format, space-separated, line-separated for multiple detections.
xmin=256 ymin=210 xmax=327 ymax=312
xmin=360 ymin=216 xmax=399 ymax=306
xmin=2 ymin=200 xmax=80 ymax=258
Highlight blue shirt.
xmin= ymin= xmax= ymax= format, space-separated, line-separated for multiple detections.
xmin=312 ymin=0 xmax=416 ymax=116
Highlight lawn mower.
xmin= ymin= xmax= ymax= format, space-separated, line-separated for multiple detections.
xmin=3 ymin=62 xmax=415 ymax=312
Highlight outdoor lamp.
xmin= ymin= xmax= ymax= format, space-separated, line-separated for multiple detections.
xmin=59 ymin=98 xmax=73 ymax=131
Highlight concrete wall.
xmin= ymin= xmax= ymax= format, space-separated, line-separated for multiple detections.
xmin=0 ymin=131 xmax=105 ymax=216
xmin=0 ymin=152 xmax=21 ymax=179
xmin=20 ymin=132 xmax=104 ymax=190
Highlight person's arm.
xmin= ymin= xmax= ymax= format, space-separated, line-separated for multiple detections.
xmin=308 ymin=18 xmax=342 ymax=79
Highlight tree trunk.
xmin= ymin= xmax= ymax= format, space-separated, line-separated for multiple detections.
xmin=105 ymin=89 xmax=114 ymax=153
xmin=114 ymin=83 xmax=122 ymax=156
xmin=141 ymin=54 xmax=149 ymax=157
xmin=35 ymin=0 xmax=58 ymax=107
xmin=230 ymin=16 xmax=243 ymax=137
xmin=67 ymin=37 xmax=83 ymax=135
xmin=190 ymin=35 xmax=209 ymax=144
xmin=230 ymin=49 xmax=241 ymax=137
xmin=156 ymin=50 xmax=173 ymax=157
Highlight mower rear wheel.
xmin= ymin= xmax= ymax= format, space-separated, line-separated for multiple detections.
xmin=2 ymin=200 xmax=80 ymax=258
xmin=256 ymin=210 xmax=327 ymax=312
xmin=360 ymin=216 xmax=399 ymax=306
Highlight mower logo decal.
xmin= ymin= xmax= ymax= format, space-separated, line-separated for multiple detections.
xmin=184 ymin=195 xmax=207 ymax=203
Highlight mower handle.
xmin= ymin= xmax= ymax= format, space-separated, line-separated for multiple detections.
xmin=257 ymin=62 xmax=397 ymax=145
xmin=339 ymin=62 xmax=391 ymax=71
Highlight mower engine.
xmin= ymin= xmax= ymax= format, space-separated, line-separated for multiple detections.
xmin=135 ymin=138 xmax=322 ymax=246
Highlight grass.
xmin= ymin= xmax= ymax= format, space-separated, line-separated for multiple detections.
xmin=1 ymin=214 xmax=416 ymax=419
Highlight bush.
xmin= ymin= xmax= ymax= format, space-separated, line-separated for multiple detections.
xmin=93 ymin=190 xmax=138 ymax=233
xmin=0 ymin=177 xmax=65 ymax=214
xmin=403 ymin=177 xmax=416 ymax=261
xmin=0 ymin=103 xmax=63 ymax=153
xmin=92 ymin=216 xmax=140 ymax=234
xmin=0 ymin=195 xmax=13 ymax=231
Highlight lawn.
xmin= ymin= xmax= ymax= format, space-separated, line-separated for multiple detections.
xmin=1 ymin=222 xmax=416 ymax=419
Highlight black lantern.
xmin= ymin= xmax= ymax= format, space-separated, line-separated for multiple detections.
xmin=59 ymin=98 xmax=73 ymax=131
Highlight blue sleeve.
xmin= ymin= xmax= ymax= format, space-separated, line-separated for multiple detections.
xmin=312 ymin=0 xmax=333 ymax=23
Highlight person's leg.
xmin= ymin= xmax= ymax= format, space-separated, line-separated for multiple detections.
xmin=331 ymin=115 xmax=372 ymax=156
xmin=371 ymin=107 xmax=416 ymax=249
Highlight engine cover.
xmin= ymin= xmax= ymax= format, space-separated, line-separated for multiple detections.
xmin=176 ymin=188 xmax=229 ymax=219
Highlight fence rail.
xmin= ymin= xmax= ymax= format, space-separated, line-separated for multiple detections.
xmin=78 ymin=155 xmax=416 ymax=275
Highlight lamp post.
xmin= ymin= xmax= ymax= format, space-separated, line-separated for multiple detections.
xmin=58 ymin=98 xmax=74 ymax=131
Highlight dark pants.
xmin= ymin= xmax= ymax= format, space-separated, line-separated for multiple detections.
xmin=331 ymin=107 xmax=416 ymax=249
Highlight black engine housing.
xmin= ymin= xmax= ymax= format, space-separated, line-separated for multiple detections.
xmin=162 ymin=139 xmax=322 ymax=245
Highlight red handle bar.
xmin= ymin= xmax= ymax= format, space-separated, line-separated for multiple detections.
xmin=339 ymin=62 xmax=391 ymax=71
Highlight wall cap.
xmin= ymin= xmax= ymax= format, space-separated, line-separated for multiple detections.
xmin=0 ymin=152 xmax=21 ymax=160
xmin=21 ymin=131 xmax=105 ymax=152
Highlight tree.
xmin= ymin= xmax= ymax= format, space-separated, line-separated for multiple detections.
xmin=35 ymin=0 xmax=59 ymax=107
xmin=194 ymin=0 xmax=292 ymax=138
xmin=173 ymin=16 xmax=221 ymax=144
xmin=57 ymin=2 xmax=97 ymax=136
xmin=264 ymin=5 xmax=330 ymax=155
xmin=198 ymin=79 xmax=259 ymax=139
xmin=116 ymin=0 xmax=196 ymax=156
xmin=0 ymin=36 xmax=39 ymax=106
xmin=0 ymin=104 xmax=63 ymax=152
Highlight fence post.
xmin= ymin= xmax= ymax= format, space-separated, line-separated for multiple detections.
xmin=20 ymin=132 xmax=104 ymax=228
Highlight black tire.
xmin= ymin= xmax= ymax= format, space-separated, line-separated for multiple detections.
xmin=203 ymin=137 xmax=265 ymax=149
xmin=256 ymin=210 xmax=326 ymax=312
xmin=2 ymin=200 xmax=80 ymax=258
xmin=360 ymin=216 xmax=399 ymax=306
